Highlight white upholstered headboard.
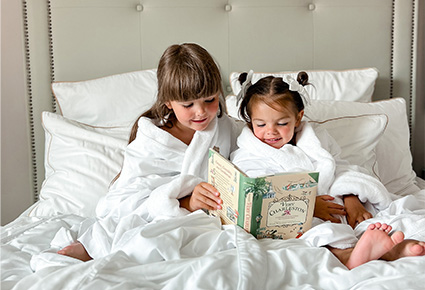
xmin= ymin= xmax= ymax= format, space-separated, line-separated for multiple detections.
xmin=23 ymin=0 xmax=421 ymax=200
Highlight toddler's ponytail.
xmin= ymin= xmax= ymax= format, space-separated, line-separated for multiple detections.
xmin=297 ymin=71 xmax=309 ymax=86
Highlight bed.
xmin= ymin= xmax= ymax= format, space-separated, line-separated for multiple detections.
xmin=2 ymin=0 xmax=425 ymax=289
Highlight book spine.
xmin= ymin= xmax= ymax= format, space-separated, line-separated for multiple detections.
xmin=237 ymin=177 xmax=246 ymax=229
xmin=243 ymin=192 xmax=253 ymax=232
xmin=238 ymin=175 xmax=264 ymax=237
xmin=250 ymin=188 xmax=264 ymax=238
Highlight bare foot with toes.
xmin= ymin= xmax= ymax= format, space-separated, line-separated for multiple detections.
xmin=345 ymin=222 xmax=404 ymax=269
xmin=381 ymin=239 xmax=425 ymax=261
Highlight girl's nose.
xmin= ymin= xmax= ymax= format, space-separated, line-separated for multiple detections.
xmin=266 ymin=125 xmax=277 ymax=134
xmin=196 ymin=104 xmax=206 ymax=115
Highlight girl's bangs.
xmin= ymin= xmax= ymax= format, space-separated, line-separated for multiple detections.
xmin=165 ymin=64 xmax=222 ymax=102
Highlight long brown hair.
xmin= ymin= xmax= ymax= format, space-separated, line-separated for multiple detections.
xmin=112 ymin=43 xmax=224 ymax=185
xmin=129 ymin=43 xmax=224 ymax=144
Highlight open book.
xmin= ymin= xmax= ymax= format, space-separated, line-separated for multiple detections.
xmin=208 ymin=148 xmax=318 ymax=239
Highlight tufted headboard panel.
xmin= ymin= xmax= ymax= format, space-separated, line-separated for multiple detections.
xmin=23 ymin=0 xmax=420 ymax=199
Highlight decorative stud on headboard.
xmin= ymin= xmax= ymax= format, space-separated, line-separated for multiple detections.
xmin=225 ymin=4 xmax=232 ymax=12
xmin=308 ymin=4 xmax=316 ymax=11
xmin=136 ymin=4 xmax=143 ymax=12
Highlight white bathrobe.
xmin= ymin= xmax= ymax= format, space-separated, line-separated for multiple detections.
xmin=231 ymin=122 xmax=397 ymax=249
xmin=76 ymin=114 xmax=243 ymax=258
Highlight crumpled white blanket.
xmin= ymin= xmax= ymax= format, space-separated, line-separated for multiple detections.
xmin=1 ymin=190 xmax=425 ymax=290
xmin=2 ymin=191 xmax=425 ymax=290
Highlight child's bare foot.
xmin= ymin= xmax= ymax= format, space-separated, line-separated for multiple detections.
xmin=57 ymin=242 xmax=92 ymax=262
xmin=345 ymin=222 xmax=404 ymax=269
xmin=381 ymin=239 xmax=425 ymax=261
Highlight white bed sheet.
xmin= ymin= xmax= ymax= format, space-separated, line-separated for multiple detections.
xmin=2 ymin=190 xmax=425 ymax=290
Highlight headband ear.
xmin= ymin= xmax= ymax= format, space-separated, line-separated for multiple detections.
xmin=283 ymin=75 xmax=311 ymax=107
xmin=236 ymin=70 xmax=254 ymax=105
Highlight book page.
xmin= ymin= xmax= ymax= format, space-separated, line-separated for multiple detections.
xmin=255 ymin=172 xmax=318 ymax=239
xmin=208 ymin=149 xmax=241 ymax=225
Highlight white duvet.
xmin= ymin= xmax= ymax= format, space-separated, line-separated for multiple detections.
xmin=2 ymin=190 xmax=425 ymax=290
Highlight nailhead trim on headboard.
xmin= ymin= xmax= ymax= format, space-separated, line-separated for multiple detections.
xmin=22 ymin=0 xmax=38 ymax=202
xmin=391 ymin=0 xmax=416 ymax=146
xmin=47 ymin=0 xmax=57 ymax=112
xmin=408 ymin=0 xmax=416 ymax=147
xmin=390 ymin=0 xmax=395 ymax=100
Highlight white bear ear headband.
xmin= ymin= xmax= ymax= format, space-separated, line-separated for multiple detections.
xmin=235 ymin=70 xmax=311 ymax=107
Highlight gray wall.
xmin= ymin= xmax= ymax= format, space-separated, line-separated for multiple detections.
xmin=1 ymin=0 xmax=34 ymax=225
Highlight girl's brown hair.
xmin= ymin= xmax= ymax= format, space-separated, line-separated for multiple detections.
xmin=112 ymin=43 xmax=224 ymax=185
xmin=128 ymin=43 xmax=224 ymax=143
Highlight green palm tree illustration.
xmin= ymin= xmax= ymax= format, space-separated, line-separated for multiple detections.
xmin=244 ymin=178 xmax=270 ymax=200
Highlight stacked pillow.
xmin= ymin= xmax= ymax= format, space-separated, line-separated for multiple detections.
xmin=29 ymin=112 xmax=131 ymax=216
xmin=229 ymin=67 xmax=379 ymax=102
xmin=29 ymin=68 xmax=419 ymax=218
xmin=31 ymin=69 xmax=158 ymax=217
xmin=52 ymin=69 xmax=158 ymax=126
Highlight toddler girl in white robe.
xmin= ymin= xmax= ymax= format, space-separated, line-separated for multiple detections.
xmin=230 ymin=71 xmax=425 ymax=269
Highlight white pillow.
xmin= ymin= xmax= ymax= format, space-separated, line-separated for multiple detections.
xmin=28 ymin=112 xmax=131 ymax=217
xmin=309 ymin=114 xmax=388 ymax=177
xmin=226 ymin=94 xmax=242 ymax=120
xmin=229 ymin=68 xmax=378 ymax=102
xmin=304 ymin=98 xmax=419 ymax=196
xmin=52 ymin=69 xmax=157 ymax=126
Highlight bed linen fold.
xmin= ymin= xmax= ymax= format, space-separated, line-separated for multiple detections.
xmin=2 ymin=191 xmax=425 ymax=289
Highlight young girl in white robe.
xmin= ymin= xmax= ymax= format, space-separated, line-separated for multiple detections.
xmin=57 ymin=43 xmax=243 ymax=261
xmin=230 ymin=71 xmax=425 ymax=269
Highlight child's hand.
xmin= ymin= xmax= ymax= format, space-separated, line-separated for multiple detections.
xmin=180 ymin=182 xmax=222 ymax=212
xmin=314 ymin=195 xmax=346 ymax=223
xmin=343 ymin=194 xmax=373 ymax=229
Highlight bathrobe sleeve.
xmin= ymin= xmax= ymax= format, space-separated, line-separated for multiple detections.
xmin=314 ymin=126 xmax=396 ymax=210
xmin=94 ymin=120 xmax=189 ymax=221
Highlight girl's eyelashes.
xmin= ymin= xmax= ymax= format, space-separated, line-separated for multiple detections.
xmin=180 ymin=97 xmax=216 ymax=108
xmin=179 ymin=96 xmax=217 ymax=107
xmin=182 ymin=103 xmax=193 ymax=108
xmin=254 ymin=122 xmax=288 ymax=127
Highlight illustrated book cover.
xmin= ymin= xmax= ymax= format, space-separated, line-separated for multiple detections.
xmin=207 ymin=148 xmax=318 ymax=239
